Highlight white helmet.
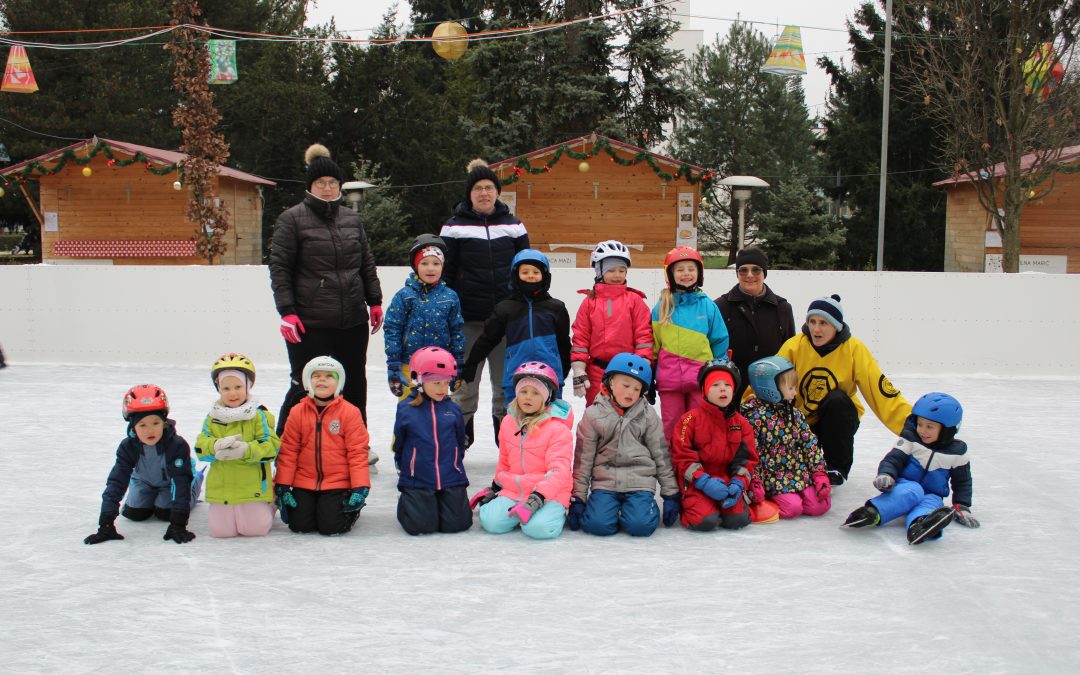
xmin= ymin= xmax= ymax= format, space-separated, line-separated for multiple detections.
xmin=302 ymin=355 xmax=346 ymax=399
xmin=590 ymin=240 xmax=632 ymax=270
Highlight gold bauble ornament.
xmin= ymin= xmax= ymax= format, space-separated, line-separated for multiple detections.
xmin=0 ymin=187 xmax=5 ymax=198
xmin=82 ymin=167 xmax=92 ymax=177
xmin=578 ymin=161 xmax=590 ymax=173
xmin=432 ymin=22 xmax=468 ymax=61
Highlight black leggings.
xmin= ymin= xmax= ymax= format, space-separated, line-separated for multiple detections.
xmin=810 ymin=389 xmax=861 ymax=479
xmin=277 ymin=323 xmax=370 ymax=434
xmin=286 ymin=487 xmax=360 ymax=536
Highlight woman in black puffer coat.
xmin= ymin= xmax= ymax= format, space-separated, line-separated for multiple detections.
xmin=270 ymin=144 xmax=383 ymax=436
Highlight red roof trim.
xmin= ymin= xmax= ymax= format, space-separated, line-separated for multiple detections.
xmin=932 ymin=144 xmax=1080 ymax=187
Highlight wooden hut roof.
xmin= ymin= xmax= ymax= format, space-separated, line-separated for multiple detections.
xmin=933 ymin=145 xmax=1080 ymax=187
xmin=488 ymin=134 xmax=707 ymax=173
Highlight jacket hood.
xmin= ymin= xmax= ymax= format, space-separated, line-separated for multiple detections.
xmin=303 ymin=192 xmax=344 ymax=220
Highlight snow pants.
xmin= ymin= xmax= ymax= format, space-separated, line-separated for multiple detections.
xmin=478 ymin=496 xmax=566 ymax=540
xmin=810 ymin=389 xmax=861 ymax=480
xmin=123 ymin=464 xmax=203 ymax=518
xmin=659 ymin=389 xmax=703 ymax=445
xmin=582 ymin=362 xmax=606 ymax=407
xmin=772 ymin=486 xmax=831 ymax=519
xmin=454 ymin=321 xmax=507 ymax=447
xmin=397 ymin=486 xmax=472 ymax=535
xmin=580 ymin=489 xmax=660 ymax=537
xmin=286 ymin=487 xmax=360 ymax=536
xmin=870 ymin=479 xmax=946 ymax=540
xmin=207 ymin=502 xmax=274 ymax=538
xmin=681 ymin=488 xmax=750 ymax=531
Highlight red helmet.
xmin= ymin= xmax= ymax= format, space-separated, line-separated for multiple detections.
xmin=664 ymin=246 xmax=704 ymax=290
xmin=122 ymin=384 xmax=169 ymax=421
xmin=409 ymin=346 xmax=458 ymax=384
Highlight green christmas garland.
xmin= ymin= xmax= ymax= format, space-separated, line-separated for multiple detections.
xmin=0 ymin=140 xmax=179 ymax=188
xmin=500 ymin=136 xmax=715 ymax=189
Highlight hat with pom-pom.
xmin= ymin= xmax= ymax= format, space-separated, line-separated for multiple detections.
xmin=464 ymin=158 xmax=501 ymax=204
xmin=807 ymin=294 xmax=845 ymax=331
xmin=304 ymin=144 xmax=344 ymax=191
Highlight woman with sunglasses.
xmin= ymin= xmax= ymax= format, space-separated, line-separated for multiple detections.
xmin=714 ymin=247 xmax=795 ymax=402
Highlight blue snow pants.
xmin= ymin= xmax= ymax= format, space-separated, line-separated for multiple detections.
xmin=581 ymin=489 xmax=660 ymax=537
xmin=870 ymin=478 xmax=946 ymax=541
xmin=479 ymin=496 xmax=566 ymax=540
xmin=125 ymin=462 xmax=203 ymax=511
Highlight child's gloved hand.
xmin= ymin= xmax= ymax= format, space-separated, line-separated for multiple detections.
xmin=214 ymin=435 xmax=241 ymax=452
xmin=508 ymin=491 xmax=545 ymax=524
xmin=567 ymin=496 xmax=586 ymax=530
xmin=952 ymin=503 xmax=980 ymax=528
xmin=662 ymin=494 xmax=681 ymax=527
xmin=749 ymin=477 xmax=766 ymax=504
xmin=722 ymin=480 xmax=744 ymax=509
xmin=873 ymin=474 xmax=895 ymax=492
xmin=571 ymin=362 xmax=590 ymax=398
xmin=163 ymin=512 xmax=195 ymax=544
xmin=341 ymin=487 xmax=369 ymax=513
xmin=388 ymin=377 xmax=404 ymax=397
xmin=84 ymin=515 xmax=124 ymax=545
xmin=694 ymin=473 xmax=729 ymax=501
xmin=812 ymin=471 xmax=832 ymax=498
xmin=469 ymin=482 xmax=501 ymax=510
xmin=275 ymin=484 xmax=297 ymax=513
xmin=214 ymin=438 xmax=247 ymax=461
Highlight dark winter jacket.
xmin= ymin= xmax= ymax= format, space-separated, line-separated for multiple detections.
xmin=439 ymin=200 xmax=529 ymax=321
xmin=464 ymin=290 xmax=572 ymax=402
xmin=670 ymin=403 xmax=759 ymax=495
xmin=715 ymin=284 xmax=796 ymax=400
xmin=269 ymin=195 xmax=383 ymax=329
xmin=383 ymin=274 xmax=466 ymax=381
xmin=392 ymin=395 xmax=469 ymax=491
xmin=99 ymin=419 xmax=194 ymax=519
xmin=877 ymin=415 xmax=973 ymax=506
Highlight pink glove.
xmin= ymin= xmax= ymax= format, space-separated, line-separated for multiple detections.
xmin=507 ymin=491 xmax=545 ymax=524
xmin=369 ymin=305 xmax=384 ymax=334
xmin=469 ymin=484 xmax=500 ymax=510
xmin=749 ymin=477 xmax=766 ymax=505
xmin=280 ymin=314 xmax=305 ymax=344
xmin=813 ymin=471 xmax=831 ymax=498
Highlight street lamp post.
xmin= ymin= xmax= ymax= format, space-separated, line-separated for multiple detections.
xmin=718 ymin=175 xmax=769 ymax=252
xmin=341 ymin=180 xmax=375 ymax=212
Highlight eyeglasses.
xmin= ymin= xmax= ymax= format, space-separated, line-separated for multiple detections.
xmin=471 ymin=185 xmax=498 ymax=194
xmin=737 ymin=266 xmax=763 ymax=276
xmin=313 ymin=178 xmax=340 ymax=189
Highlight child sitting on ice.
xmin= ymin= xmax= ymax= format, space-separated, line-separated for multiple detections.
xmin=275 ymin=356 xmax=371 ymax=536
xmin=569 ymin=353 xmax=680 ymax=536
xmin=741 ymin=356 xmax=830 ymax=521
xmin=84 ymin=384 xmax=202 ymax=545
xmin=194 ymin=353 xmax=281 ymax=538
xmin=470 ymin=361 xmax=574 ymax=540
xmin=843 ymin=392 xmax=980 ymax=545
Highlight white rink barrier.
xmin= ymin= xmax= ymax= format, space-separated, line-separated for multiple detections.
xmin=1 ymin=264 xmax=1078 ymax=376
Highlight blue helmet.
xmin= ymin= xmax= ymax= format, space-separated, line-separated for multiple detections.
xmin=747 ymin=356 xmax=795 ymax=404
xmin=912 ymin=392 xmax=963 ymax=429
xmin=603 ymin=352 xmax=652 ymax=390
xmin=510 ymin=248 xmax=551 ymax=292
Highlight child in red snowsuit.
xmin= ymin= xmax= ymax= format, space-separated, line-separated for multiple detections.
xmin=570 ymin=240 xmax=654 ymax=406
xmin=670 ymin=358 xmax=758 ymax=531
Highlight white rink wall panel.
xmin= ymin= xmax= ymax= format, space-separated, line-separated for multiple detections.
xmin=1 ymin=265 xmax=1078 ymax=375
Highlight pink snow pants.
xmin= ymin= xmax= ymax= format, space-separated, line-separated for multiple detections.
xmin=659 ymin=389 xmax=703 ymax=444
xmin=207 ymin=502 xmax=274 ymax=538
xmin=771 ymin=486 xmax=831 ymax=519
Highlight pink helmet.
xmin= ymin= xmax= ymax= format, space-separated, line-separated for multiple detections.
xmin=512 ymin=361 xmax=558 ymax=403
xmin=409 ymin=346 xmax=458 ymax=384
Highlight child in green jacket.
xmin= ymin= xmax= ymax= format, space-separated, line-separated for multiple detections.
xmin=195 ymin=353 xmax=281 ymax=537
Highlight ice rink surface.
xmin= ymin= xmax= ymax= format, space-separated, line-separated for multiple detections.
xmin=2 ymin=363 xmax=1079 ymax=673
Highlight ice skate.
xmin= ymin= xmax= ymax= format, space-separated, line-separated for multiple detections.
xmin=907 ymin=506 xmax=954 ymax=545
xmin=843 ymin=504 xmax=880 ymax=528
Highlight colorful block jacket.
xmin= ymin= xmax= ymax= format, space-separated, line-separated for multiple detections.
xmin=572 ymin=395 xmax=678 ymax=501
xmin=194 ymin=399 xmax=281 ymax=504
xmin=740 ymin=397 xmax=825 ymax=497
xmin=98 ymin=419 xmax=194 ymax=520
xmin=392 ymin=395 xmax=469 ymax=491
xmin=491 ymin=400 xmax=575 ymax=508
xmin=670 ymin=403 xmax=759 ymax=496
xmin=775 ymin=324 xmax=911 ymax=434
xmin=571 ymin=283 xmax=654 ymax=367
xmin=276 ymin=396 xmax=370 ymax=492
xmin=383 ymin=274 xmax=466 ymax=382
xmin=877 ymin=416 xmax=973 ymax=506
xmin=651 ymin=290 xmax=729 ymax=393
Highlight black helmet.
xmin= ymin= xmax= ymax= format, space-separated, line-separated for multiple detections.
xmin=697 ymin=357 xmax=741 ymax=397
xmin=409 ymin=234 xmax=447 ymax=271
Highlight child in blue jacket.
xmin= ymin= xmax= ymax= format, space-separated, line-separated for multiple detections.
xmin=843 ymin=392 xmax=981 ymax=545
xmin=383 ymin=234 xmax=466 ymax=399
xmin=393 ymin=347 xmax=471 ymax=535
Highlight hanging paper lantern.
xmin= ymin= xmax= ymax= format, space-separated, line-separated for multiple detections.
xmin=432 ymin=22 xmax=468 ymax=61
xmin=208 ymin=40 xmax=238 ymax=85
xmin=1024 ymin=43 xmax=1064 ymax=100
xmin=578 ymin=161 xmax=590 ymax=173
xmin=2 ymin=45 xmax=39 ymax=93
xmin=762 ymin=26 xmax=807 ymax=76
xmin=82 ymin=167 xmax=92 ymax=177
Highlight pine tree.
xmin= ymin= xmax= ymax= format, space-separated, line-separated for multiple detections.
xmin=349 ymin=159 xmax=411 ymax=265
xmin=612 ymin=0 xmax=685 ymax=147
xmin=755 ymin=167 xmax=844 ymax=269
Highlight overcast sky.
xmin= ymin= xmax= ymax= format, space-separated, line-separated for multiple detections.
xmin=305 ymin=0 xmax=865 ymax=118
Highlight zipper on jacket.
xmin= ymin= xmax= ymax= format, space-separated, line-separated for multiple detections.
xmin=410 ymin=447 xmax=417 ymax=476
xmin=314 ymin=408 xmax=324 ymax=490
xmin=431 ymin=401 xmax=442 ymax=490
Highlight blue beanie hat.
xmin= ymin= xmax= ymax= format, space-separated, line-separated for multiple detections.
xmin=807 ymin=294 xmax=844 ymax=331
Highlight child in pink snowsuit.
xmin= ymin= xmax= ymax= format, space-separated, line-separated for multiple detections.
xmin=570 ymin=240 xmax=654 ymax=406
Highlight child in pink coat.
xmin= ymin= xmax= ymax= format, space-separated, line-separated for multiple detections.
xmin=570 ymin=240 xmax=654 ymax=406
xmin=469 ymin=361 xmax=574 ymax=539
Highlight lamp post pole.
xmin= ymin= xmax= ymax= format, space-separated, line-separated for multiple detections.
xmin=718 ymin=176 xmax=769 ymax=257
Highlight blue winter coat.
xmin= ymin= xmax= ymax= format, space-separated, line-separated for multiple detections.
xmin=383 ymin=274 xmax=466 ymax=381
xmin=877 ymin=415 xmax=973 ymax=506
xmin=392 ymin=395 xmax=469 ymax=491
xmin=99 ymin=419 xmax=194 ymax=518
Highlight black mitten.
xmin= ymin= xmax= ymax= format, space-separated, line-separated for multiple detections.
xmin=163 ymin=511 xmax=196 ymax=544
xmin=84 ymin=514 xmax=124 ymax=545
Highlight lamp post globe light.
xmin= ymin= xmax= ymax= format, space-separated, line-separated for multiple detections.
xmin=717 ymin=175 xmax=769 ymax=252
xmin=341 ymin=180 xmax=375 ymax=211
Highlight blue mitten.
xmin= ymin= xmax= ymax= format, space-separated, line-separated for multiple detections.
xmin=662 ymin=494 xmax=681 ymax=527
xmin=567 ymin=496 xmax=586 ymax=531
xmin=275 ymin=485 xmax=297 ymax=524
xmin=722 ymin=479 xmax=744 ymax=509
xmin=342 ymin=487 xmax=369 ymax=513
xmin=694 ymin=473 xmax=729 ymax=501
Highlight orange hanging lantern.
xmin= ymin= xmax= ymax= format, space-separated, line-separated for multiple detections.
xmin=2 ymin=45 xmax=39 ymax=93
